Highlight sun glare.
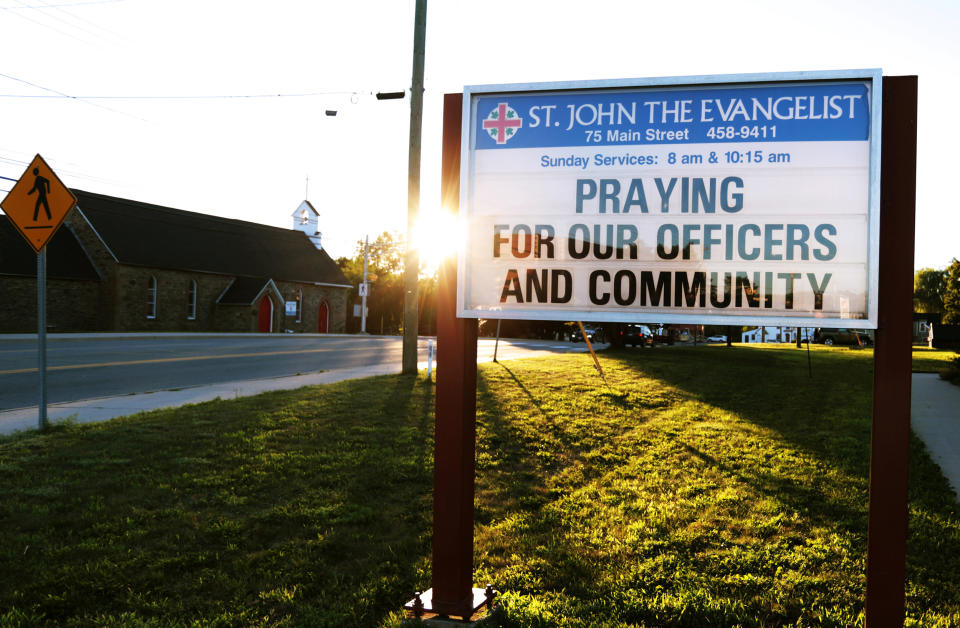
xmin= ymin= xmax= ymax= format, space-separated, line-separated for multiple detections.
xmin=412 ymin=207 xmax=462 ymax=276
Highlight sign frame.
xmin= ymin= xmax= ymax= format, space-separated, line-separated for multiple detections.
xmin=457 ymin=69 xmax=883 ymax=329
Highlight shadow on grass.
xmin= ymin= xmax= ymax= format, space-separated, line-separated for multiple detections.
xmin=474 ymin=365 xmax=609 ymax=601
xmin=0 ymin=374 xmax=436 ymax=627
xmin=471 ymin=348 xmax=959 ymax=623
xmin=491 ymin=362 xmax=601 ymax=467
xmin=615 ymin=346 xmax=871 ymax=483
xmin=604 ymin=344 xmax=960 ymax=618
xmin=475 ymin=366 xmax=554 ymax=518
xmin=494 ymin=362 xmax=551 ymax=418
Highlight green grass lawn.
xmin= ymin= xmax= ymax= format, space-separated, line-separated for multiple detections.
xmin=911 ymin=346 xmax=959 ymax=373
xmin=1 ymin=344 xmax=958 ymax=626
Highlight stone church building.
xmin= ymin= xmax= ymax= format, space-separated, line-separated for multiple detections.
xmin=0 ymin=190 xmax=350 ymax=333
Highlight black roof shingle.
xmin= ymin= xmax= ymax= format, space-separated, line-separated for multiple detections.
xmin=72 ymin=190 xmax=349 ymax=286
xmin=0 ymin=215 xmax=100 ymax=281
xmin=218 ymin=277 xmax=273 ymax=305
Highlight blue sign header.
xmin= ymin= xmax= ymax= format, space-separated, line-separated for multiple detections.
xmin=474 ymin=81 xmax=870 ymax=149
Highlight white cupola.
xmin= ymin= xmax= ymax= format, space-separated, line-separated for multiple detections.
xmin=292 ymin=200 xmax=322 ymax=250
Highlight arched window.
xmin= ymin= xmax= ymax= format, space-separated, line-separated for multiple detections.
xmin=187 ymin=280 xmax=197 ymax=320
xmin=146 ymin=276 xmax=157 ymax=319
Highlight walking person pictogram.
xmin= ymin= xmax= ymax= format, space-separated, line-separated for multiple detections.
xmin=28 ymin=167 xmax=51 ymax=221
xmin=1 ymin=154 xmax=78 ymax=253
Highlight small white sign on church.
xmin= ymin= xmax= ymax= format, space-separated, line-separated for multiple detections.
xmin=285 ymin=301 xmax=297 ymax=316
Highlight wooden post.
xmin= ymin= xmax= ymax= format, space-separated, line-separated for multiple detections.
xmin=431 ymin=92 xmax=480 ymax=617
xmin=864 ymin=75 xmax=917 ymax=626
xmin=402 ymin=0 xmax=427 ymax=374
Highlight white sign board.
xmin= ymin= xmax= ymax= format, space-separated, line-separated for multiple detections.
xmin=285 ymin=301 xmax=297 ymax=316
xmin=458 ymin=70 xmax=881 ymax=328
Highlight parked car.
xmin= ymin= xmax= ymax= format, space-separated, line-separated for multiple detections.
xmin=706 ymin=335 xmax=727 ymax=343
xmin=814 ymin=328 xmax=873 ymax=346
xmin=620 ymin=324 xmax=653 ymax=347
xmin=571 ymin=327 xmax=597 ymax=343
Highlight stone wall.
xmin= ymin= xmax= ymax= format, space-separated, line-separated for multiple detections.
xmin=213 ymin=303 xmax=259 ymax=333
xmin=64 ymin=212 xmax=117 ymax=329
xmin=113 ymin=266 xmax=235 ymax=332
xmin=0 ymin=276 xmax=103 ymax=333
xmin=0 ymin=271 xmax=348 ymax=334
xmin=110 ymin=270 xmax=349 ymax=334
xmin=0 ymin=212 xmax=116 ymax=333
xmin=275 ymin=281 xmax=348 ymax=333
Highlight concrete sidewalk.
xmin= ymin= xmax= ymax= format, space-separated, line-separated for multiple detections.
xmin=911 ymin=373 xmax=960 ymax=501
xmin=0 ymin=363 xmax=409 ymax=436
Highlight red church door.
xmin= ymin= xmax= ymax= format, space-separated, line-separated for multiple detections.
xmin=317 ymin=301 xmax=328 ymax=333
xmin=258 ymin=297 xmax=273 ymax=332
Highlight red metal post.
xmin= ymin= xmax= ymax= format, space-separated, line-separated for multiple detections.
xmin=432 ymin=92 xmax=479 ymax=617
xmin=865 ymin=75 xmax=917 ymax=626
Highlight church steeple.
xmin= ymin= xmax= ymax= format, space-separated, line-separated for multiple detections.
xmin=292 ymin=200 xmax=322 ymax=250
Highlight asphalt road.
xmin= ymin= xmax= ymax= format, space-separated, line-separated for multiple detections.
xmin=0 ymin=334 xmax=595 ymax=411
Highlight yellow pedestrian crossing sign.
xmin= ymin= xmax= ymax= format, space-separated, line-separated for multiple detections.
xmin=1 ymin=154 xmax=78 ymax=253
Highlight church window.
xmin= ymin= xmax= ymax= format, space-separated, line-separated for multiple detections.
xmin=187 ymin=280 xmax=197 ymax=320
xmin=147 ymin=276 xmax=157 ymax=319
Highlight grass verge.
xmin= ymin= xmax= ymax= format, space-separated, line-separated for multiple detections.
xmin=1 ymin=344 xmax=958 ymax=626
xmin=1 ymin=376 xmax=435 ymax=627
xmin=911 ymin=346 xmax=960 ymax=374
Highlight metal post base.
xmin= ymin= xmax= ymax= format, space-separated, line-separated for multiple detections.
xmin=404 ymin=584 xmax=496 ymax=623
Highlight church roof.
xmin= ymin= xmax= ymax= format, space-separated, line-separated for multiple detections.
xmin=0 ymin=215 xmax=100 ymax=281
xmin=217 ymin=277 xmax=280 ymax=306
xmin=72 ymin=190 xmax=349 ymax=287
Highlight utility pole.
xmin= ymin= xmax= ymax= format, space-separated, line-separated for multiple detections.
xmin=361 ymin=235 xmax=369 ymax=333
xmin=402 ymin=0 xmax=427 ymax=374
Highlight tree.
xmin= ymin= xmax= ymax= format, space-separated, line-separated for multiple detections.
xmin=914 ymin=267 xmax=947 ymax=314
xmin=943 ymin=259 xmax=960 ymax=324
xmin=336 ymin=231 xmax=439 ymax=335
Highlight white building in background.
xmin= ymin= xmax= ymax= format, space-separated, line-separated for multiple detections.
xmin=741 ymin=326 xmax=815 ymax=344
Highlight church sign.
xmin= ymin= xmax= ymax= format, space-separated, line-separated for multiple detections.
xmin=457 ymin=70 xmax=882 ymax=328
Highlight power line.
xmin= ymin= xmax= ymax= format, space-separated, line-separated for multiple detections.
xmin=0 ymin=89 xmax=375 ymax=101
xmin=0 ymin=0 xmax=128 ymax=8
xmin=0 ymin=72 xmax=145 ymax=120
xmin=0 ymin=152 xmax=119 ymax=186
xmin=0 ymin=71 xmax=74 ymax=98
xmin=17 ymin=0 xmax=123 ymax=45
xmin=12 ymin=0 xmax=105 ymax=43
xmin=33 ymin=0 xmax=125 ymax=39
xmin=5 ymin=0 xmax=97 ymax=46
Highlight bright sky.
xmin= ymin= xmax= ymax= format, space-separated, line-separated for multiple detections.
xmin=1 ymin=0 xmax=957 ymax=269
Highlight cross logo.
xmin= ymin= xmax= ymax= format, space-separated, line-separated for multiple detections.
xmin=482 ymin=102 xmax=522 ymax=145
